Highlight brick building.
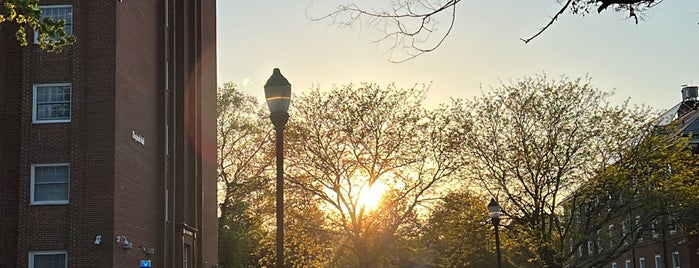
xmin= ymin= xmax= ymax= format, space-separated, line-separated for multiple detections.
xmin=0 ymin=1 xmax=218 ymax=267
xmin=566 ymin=85 xmax=699 ymax=268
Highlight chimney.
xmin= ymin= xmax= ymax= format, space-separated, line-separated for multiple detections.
xmin=678 ymin=85 xmax=698 ymax=117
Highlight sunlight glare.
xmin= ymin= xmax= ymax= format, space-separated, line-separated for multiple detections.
xmin=358 ymin=180 xmax=387 ymax=211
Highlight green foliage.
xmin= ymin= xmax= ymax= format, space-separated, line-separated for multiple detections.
xmin=1 ymin=0 xmax=75 ymax=52
xmin=214 ymin=76 xmax=699 ymax=268
xmin=423 ymin=191 xmax=518 ymax=268
xmin=217 ymin=83 xmax=273 ymax=267
xmin=566 ymin=123 xmax=699 ymax=267
xmin=460 ymin=74 xmax=660 ymax=267
xmin=286 ymin=83 xmax=471 ymax=267
xmin=218 ymin=201 xmax=265 ymax=268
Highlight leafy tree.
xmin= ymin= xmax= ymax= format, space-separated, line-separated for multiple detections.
xmin=285 ymin=83 xmax=470 ymax=267
xmin=217 ymin=82 xmax=274 ymax=268
xmin=423 ymin=191 xmax=517 ymax=268
xmin=1 ymin=0 xmax=75 ymax=52
xmin=564 ymin=123 xmax=699 ymax=268
xmin=311 ymin=0 xmax=668 ymax=61
xmin=457 ymin=74 xmax=661 ymax=267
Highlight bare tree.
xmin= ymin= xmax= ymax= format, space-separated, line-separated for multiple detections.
xmin=310 ymin=0 xmax=663 ymax=62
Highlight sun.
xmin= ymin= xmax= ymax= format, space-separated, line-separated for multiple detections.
xmin=357 ymin=180 xmax=387 ymax=211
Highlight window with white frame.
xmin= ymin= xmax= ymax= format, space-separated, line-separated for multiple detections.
xmin=669 ymin=217 xmax=677 ymax=235
xmin=587 ymin=240 xmax=594 ymax=255
xmin=640 ymin=257 xmax=646 ymax=268
xmin=609 ymin=224 xmax=615 ymax=247
xmin=612 ymin=262 xmax=617 ymax=268
xmin=29 ymin=250 xmax=67 ymax=268
xmin=578 ymin=244 xmax=583 ymax=257
xmin=651 ymin=219 xmax=659 ymax=239
xmin=31 ymin=164 xmax=70 ymax=205
xmin=636 ymin=216 xmax=643 ymax=242
xmin=655 ymin=254 xmax=662 ymax=268
xmin=33 ymin=83 xmax=71 ymax=123
xmin=672 ymin=251 xmax=680 ymax=268
xmin=625 ymin=260 xmax=632 ymax=268
xmin=34 ymin=5 xmax=73 ymax=43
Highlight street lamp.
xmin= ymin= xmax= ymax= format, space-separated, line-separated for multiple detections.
xmin=487 ymin=198 xmax=503 ymax=268
xmin=265 ymin=68 xmax=291 ymax=268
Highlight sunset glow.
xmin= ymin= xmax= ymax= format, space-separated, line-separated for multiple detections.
xmin=357 ymin=180 xmax=387 ymax=211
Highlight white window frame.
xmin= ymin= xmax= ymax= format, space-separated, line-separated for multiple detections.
xmin=652 ymin=219 xmax=659 ymax=239
xmin=655 ymin=254 xmax=662 ymax=268
xmin=587 ymin=240 xmax=594 ymax=255
xmin=31 ymin=163 xmax=70 ymax=205
xmin=669 ymin=217 xmax=677 ymax=235
xmin=626 ymin=260 xmax=632 ymax=268
xmin=609 ymin=224 xmax=615 ymax=247
xmin=612 ymin=262 xmax=617 ymax=268
xmin=29 ymin=250 xmax=68 ymax=268
xmin=34 ymin=5 xmax=73 ymax=44
xmin=636 ymin=216 xmax=643 ymax=242
xmin=33 ymin=83 xmax=72 ymax=123
xmin=672 ymin=251 xmax=680 ymax=268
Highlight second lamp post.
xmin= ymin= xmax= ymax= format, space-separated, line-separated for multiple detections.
xmin=264 ymin=68 xmax=291 ymax=268
xmin=487 ymin=198 xmax=503 ymax=268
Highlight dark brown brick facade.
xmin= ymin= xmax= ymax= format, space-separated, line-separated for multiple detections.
xmin=0 ymin=1 xmax=218 ymax=267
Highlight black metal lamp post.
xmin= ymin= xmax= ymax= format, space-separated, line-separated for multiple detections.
xmin=264 ymin=68 xmax=291 ymax=268
xmin=487 ymin=198 xmax=503 ymax=268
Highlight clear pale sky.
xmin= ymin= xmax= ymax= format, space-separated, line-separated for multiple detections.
xmin=217 ymin=1 xmax=699 ymax=111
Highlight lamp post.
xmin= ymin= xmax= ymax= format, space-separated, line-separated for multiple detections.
xmin=487 ymin=198 xmax=503 ymax=268
xmin=264 ymin=68 xmax=291 ymax=268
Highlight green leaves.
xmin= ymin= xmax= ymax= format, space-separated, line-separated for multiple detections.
xmin=2 ymin=0 xmax=75 ymax=52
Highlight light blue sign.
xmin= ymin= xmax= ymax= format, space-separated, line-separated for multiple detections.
xmin=140 ymin=259 xmax=152 ymax=268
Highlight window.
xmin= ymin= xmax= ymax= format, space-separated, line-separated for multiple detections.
xmin=183 ymin=244 xmax=191 ymax=268
xmin=612 ymin=262 xmax=617 ymax=268
xmin=33 ymin=83 xmax=71 ymax=123
xmin=640 ymin=257 xmax=646 ymax=268
xmin=636 ymin=216 xmax=643 ymax=242
xmin=609 ymin=224 xmax=615 ymax=247
xmin=596 ymin=230 xmax=603 ymax=253
xmin=29 ymin=250 xmax=67 ymax=268
xmin=35 ymin=5 xmax=73 ymax=43
xmin=651 ymin=219 xmax=659 ymax=239
xmin=669 ymin=217 xmax=677 ymax=235
xmin=655 ymin=255 xmax=662 ymax=268
xmin=672 ymin=251 xmax=680 ymax=268
xmin=625 ymin=260 xmax=632 ymax=268
xmin=31 ymin=164 xmax=70 ymax=205
xmin=587 ymin=240 xmax=594 ymax=255
xmin=622 ymin=220 xmax=629 ymax=244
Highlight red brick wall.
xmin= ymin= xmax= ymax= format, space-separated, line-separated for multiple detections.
xmin=199 ymin=0 xmax=219 ymax=266
xmin=0 ymin=23 xmax=22 ymax=268
xmin=1 ymin=1 xmax=218 ymax=267
xmin=10 ymin=0 xmax=118 ymax=267
xmin=114 ymin=0 xmax=163 ymax=267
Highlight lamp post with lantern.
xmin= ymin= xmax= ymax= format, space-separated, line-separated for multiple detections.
xmin=264 ymin=68 xmax=291 ymax=268
xmin=487 ymin=198 xmax=503 ymax=268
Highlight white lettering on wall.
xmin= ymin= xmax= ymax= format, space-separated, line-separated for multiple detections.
xmin=132 ymin=130 xmax=145 ymax=145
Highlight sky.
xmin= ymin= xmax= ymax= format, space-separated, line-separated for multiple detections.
xmin=217 ymin=1 xmax=699 ymax=111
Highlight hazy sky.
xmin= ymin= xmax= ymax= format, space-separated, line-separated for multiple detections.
xmin=217 ymin=1 xmax=699 ymax=111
